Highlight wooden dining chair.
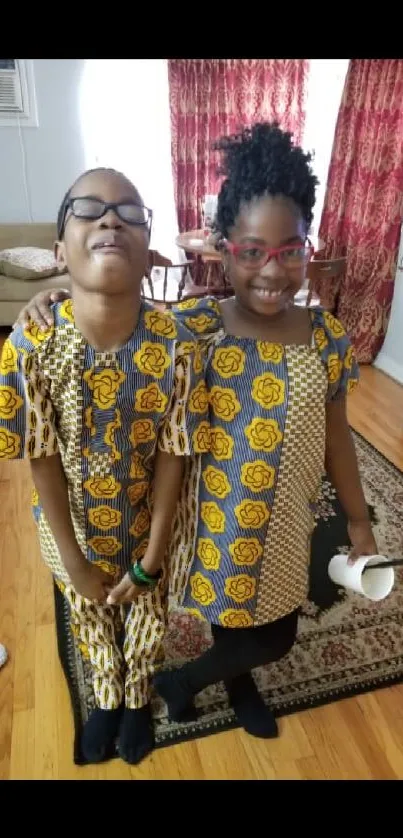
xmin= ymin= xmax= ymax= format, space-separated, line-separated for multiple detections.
xmin=180 ymin=262 xmax=234 ymax=302
xmin=304 ymin=257 xmax=347 ymax=307
xmin=142 ymin=249 xmax=195 ymax=306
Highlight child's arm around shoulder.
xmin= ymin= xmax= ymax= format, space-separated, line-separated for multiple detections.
xmin=14 ymin=288 xmax=71 ymax=332
xmin=172 ymin=295 xmax=222 ymax=340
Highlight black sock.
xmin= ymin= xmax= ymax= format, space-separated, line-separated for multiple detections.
xmin=154 ymin=610 xmax=298 ymax=718
xmin=154 ymin=670 xmax=195 ymax=722
xmin=118 ymin=704 xmax=155 ymax=765
xmin=81 ymin=706 xmax=122 ymax=763
xmin=177 ymin=700 xmax=199 ymax=723
xmin=225 ymin=673 xmax=278 ymax=739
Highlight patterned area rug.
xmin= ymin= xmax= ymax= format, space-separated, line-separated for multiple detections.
xmin=54 ymin=431 xmax=403 ymax=764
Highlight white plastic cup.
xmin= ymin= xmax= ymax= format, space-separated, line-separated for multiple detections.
xmin=328 ymin=554 xmax=394 ymax=601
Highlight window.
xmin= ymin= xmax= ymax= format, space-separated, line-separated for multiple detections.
xmin=0 ymin=59 xmax=38 ymax=127
xmin=79 ymin=59 xmax=180 ymax=262
xmin=303 ymin=59 xmax=349 ymax=236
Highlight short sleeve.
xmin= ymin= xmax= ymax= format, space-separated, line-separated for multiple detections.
xmin=312 ymin=309 xmax=359 ymax=401
xmin=172 ymin=296 xmax=222 ymax=338
xmin=158 ymin=340 xmax=210 ymax=456
xmin=0 ymin=326 xmax=59 ymax=460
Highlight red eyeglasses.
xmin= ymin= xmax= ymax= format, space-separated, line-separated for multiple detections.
xmin=224 ymin=240 xmax=314 ymax=270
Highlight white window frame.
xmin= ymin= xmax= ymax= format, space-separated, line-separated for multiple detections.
xmin=0 ymin=59 xmax=38 ymax=128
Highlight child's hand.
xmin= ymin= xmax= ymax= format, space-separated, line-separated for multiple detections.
xmin=106 ymin=572 xmax=144 ymax=606
xmin=14 ymin=289 xmax=70 ymax=332
xmin=69 ymin=561 xmax=113 ymax=602
xmin=347 ymin=520 xmax=378 ymax=565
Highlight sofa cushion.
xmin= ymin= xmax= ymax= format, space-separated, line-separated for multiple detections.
xmin=0 ymin=246 xmax=67 ymax=280
xmin=0 ymin=270 xmax=70 ymax=301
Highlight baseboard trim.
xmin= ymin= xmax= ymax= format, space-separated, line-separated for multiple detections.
xmin=374 ymin=354 xmax=403 ymax=386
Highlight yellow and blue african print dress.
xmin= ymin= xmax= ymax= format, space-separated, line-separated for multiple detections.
xmin=172 ymin=297 xmax=359 ymax=628
xmin=0 ymin=299 xmax=208 ymax=584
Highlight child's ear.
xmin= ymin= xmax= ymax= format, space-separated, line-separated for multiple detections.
xmin=54 ymin=241 xmax=67 ymax=273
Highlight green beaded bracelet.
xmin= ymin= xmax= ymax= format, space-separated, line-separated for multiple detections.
xmin=128 ymin=561 xmax=162 ymax=588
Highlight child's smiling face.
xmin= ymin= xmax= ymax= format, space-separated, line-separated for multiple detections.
xmin=225 ymin=194 xmax=310 ymax=318
xmin=55 ymin=170 xmax=149 ymax=297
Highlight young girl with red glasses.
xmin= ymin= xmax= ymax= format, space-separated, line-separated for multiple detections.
xmin=16 ymin=124 xmax=377 ymax=743
xmin=150 ymin=121 xmax=377 ymax=738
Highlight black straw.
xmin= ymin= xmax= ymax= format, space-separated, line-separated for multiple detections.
xmin=362 ymin=559 xmax=403 ymax=573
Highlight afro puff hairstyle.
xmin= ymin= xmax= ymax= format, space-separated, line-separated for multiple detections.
xmin=213 ymin=122 xmax=318 ymax=240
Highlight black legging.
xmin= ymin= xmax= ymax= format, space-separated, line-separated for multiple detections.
xmin=179 ymin=608 xmax=299 ymax=696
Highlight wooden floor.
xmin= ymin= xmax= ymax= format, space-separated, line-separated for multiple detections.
xmin=1 ymin=340 xmax=403 ymax=779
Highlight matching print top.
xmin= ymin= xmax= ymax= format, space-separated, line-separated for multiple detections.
xmin=0 ymin=299 xmax=209 ymax=581
xmin=172 ymin=297 xmax=359 ymax=627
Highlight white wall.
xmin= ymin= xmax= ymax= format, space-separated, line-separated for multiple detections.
xmin=0 ymin=59 xmax=86 ymax=223
xmin=374 ymin=225 xmax=403 ymax=384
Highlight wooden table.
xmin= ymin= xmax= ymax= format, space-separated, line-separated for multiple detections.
xmin=176 ymin=229 xmax=326 ymax=261
xmin=176 ymin=230 xmax=222 ymax=261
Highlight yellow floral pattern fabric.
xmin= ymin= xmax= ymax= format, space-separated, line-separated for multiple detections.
xmin=0 ymin=427 xmax=21 ymax=459
xmin=251 ymin=372 xmax=285 ymax=410
xmin=133 ymin=341 xmax=171 ymax=379
xmin=209 ymin=386 xmax=241 ymax=422
xmin=197 ymin=538 xmax=221 ymax=571
xmin=211 ymin=346 xmax=246 ymax=378
xmin=83 ymin=366 xmax=126 ymax=410
xmin=229 ymin=538 xmax=263 ymax=566
xmin=219 ymin=609 xmax=253 ymax=628
xmin=144 ymin=309 xmax=177 ymax=339
xmin=0 ymin=386 xmax=24 ymax=420
xmin=171 ymin=297 xmax=360 ymax=626
xmin=245 ymin=418 xmax=283 ymax=453
xmin=134 ymin=382 xmax=168 ymax=414
xmin=0 ymin=339 xmax=18 ymax=375
xmin=0 ymin=299 xmax=209 ymax=575
xmin=88 ymin=506 xmax=122 ymax=530
xmin=202 ymin=465 xmax=231 ymax=499
xmin=190 ymin=571 xmax=217 ymax=606
xmin=240 ymin=460 xmax=275 ymax=493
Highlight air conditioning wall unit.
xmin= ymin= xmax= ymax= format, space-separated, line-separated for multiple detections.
xmin=0 ymin=59 xmax=38 ymax=127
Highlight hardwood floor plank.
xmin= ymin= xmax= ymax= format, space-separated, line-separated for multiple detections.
xmin=33 ymin=624 xmax=60 ymax=780
xmin=9 ymin=709 xmax=36 ymax=780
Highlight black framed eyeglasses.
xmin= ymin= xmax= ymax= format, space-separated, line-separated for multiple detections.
xmin=59 ymin=196 xmax=153 ymax=238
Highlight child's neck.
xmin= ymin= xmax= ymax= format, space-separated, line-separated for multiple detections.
xmin=220 ymin=298 xmax=312 ymax=345
xmin=72 ymin=287 xmax=141 ymax=352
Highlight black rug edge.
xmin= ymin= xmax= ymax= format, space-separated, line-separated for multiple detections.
xmin=53 ymin=580 xmax=403 ymax=766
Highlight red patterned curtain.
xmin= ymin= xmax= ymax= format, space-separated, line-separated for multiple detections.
xmin=318 ymin=59 xmax=403 ymax=363
xmin=168 ymin=59 xmax=309 ymax=232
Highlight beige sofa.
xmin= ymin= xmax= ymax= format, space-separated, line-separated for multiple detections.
xmin=0 ymin=223 xmax=70 ymax=327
